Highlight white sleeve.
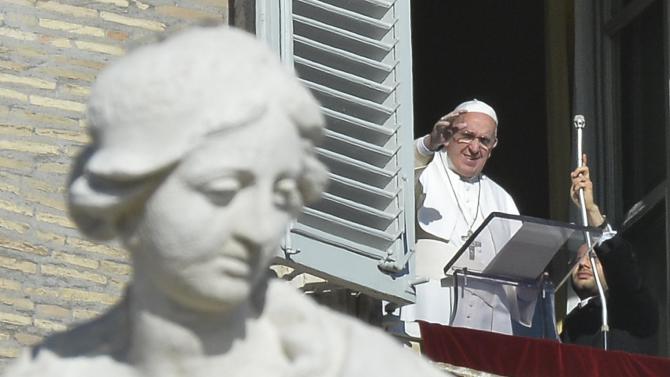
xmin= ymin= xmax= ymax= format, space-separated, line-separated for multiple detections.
xmin=596 ymin=223 xmax=617 ymax=246
xmin=415 ymin=135 xmax=434 ymax=157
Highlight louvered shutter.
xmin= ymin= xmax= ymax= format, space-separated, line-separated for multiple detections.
xmin=257 ymin=0 xmax=415 ymax=303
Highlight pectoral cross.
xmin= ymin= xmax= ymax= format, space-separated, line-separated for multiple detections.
xmin=462 ymin=231 xmax=481 ymax=260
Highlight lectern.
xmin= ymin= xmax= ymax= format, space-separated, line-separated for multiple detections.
xmin=443 ymin=212 xmax=602 ymax=338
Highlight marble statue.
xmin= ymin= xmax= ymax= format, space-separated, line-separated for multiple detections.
xmin=5 ymin=25 xmax=450 ymax=377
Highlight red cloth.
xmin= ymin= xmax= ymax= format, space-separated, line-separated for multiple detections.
xmin=419 ymin=321 xmax=670 ymax=377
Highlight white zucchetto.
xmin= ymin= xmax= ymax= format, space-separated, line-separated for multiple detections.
xmin=453 ymin=99 xmax=498 ymax=125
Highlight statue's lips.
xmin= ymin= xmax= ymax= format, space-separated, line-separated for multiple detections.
xmin=211 ymin=256 xmax=251 ymax=278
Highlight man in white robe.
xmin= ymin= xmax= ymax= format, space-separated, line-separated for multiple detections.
xmin=402 ymin=99 xmax=535 ymax=337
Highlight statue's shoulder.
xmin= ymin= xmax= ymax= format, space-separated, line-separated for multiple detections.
xmin=265 ymin=280 xmax=446 ymax=375
xmin=5 ymin=298 xmax=132 ymax=376
xmin=4 ymin=347 xmax=136 ymax=377
xmin=29 ymin=297 xmax=129 ymax=361
xmin=265 ymin=279 xmax=361 ymax=328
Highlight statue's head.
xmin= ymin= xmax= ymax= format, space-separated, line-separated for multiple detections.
xmin=68 ymin=25 xmax=328 ymax=312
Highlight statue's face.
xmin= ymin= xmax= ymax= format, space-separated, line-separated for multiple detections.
xmin=126 ymin=116 xmax=305 ymax=312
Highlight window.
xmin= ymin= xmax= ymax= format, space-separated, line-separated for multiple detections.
xmin=576 ymin=0 xmax=669 ymax=356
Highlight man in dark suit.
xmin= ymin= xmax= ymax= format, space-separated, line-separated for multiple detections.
xmin=561 ymin=155 xmax=659 ymax=354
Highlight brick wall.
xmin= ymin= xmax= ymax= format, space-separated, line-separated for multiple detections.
xmin=0 ymin=0 xmax=229 ymax=367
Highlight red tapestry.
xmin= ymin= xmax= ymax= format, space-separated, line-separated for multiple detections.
xmin=419 ymin=321 xmax=670 ymax=377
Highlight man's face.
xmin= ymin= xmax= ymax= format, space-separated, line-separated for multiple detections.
xmin=124 ymin=115 xmax=304 ymax=313
xmin=571 ymin=244 xmax=608 ymax=299
xmin=445 ymin=112 xmax=497 ymax=178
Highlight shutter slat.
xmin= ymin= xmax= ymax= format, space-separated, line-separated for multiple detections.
xmin=294 ymin=0 xmax=395 ymax=39
xmin=294 ymin=36 xmax=395 ymax=82
xmin=322 ymin=108 xmax=396 ymax=145
xmin=303 ymin=80 xmax=396 ymax=124
xmin=316 ymin=0 xmax=393 ymax=19
xmin=323 ymin=129 xmax=396 ymax=167
xmin=299 ymin=207 xmax=400 ymax=245
xmin=317 ymin=148 xmax=399 ymax=190
xmin=290 ymin=222 xmax=388 ymax=259
xmin=327 ymin=173 xmax=398 ymax=210
xmin=316 ymin=192 xmax=400 ymax=230
xmin=295 ymin=56 xmax=396 ymax=103
xmin=293 ymin=15 xmax=396 ymax=60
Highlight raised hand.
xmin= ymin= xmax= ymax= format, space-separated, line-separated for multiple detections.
xmin=423 ymin=109 xmax=467 ymax=151
xmin=570 ymin=154 xmax=605 ymax=226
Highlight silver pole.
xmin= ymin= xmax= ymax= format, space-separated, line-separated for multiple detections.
xmin=573 ymin=115 xmax=609 ymax=350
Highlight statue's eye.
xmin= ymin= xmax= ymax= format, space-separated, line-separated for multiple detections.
xmin=200 ymin=177 xmax=242 ymax=206
xmin=274 ymin=178 xmax=303 ymax=211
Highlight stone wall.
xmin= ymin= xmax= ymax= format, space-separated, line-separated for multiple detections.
xmin=0 ymin=0 xmax=228 ymax=367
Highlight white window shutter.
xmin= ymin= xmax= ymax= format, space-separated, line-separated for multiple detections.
xmin=257 ymin=0 xmax=415 ymax=303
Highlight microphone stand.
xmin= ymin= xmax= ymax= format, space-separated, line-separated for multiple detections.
xmin=573 ymin=115 xmax=609 ymax=350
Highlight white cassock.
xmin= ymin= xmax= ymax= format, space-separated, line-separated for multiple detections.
xmin=402 ymin=151 xmax=536 ymax=337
